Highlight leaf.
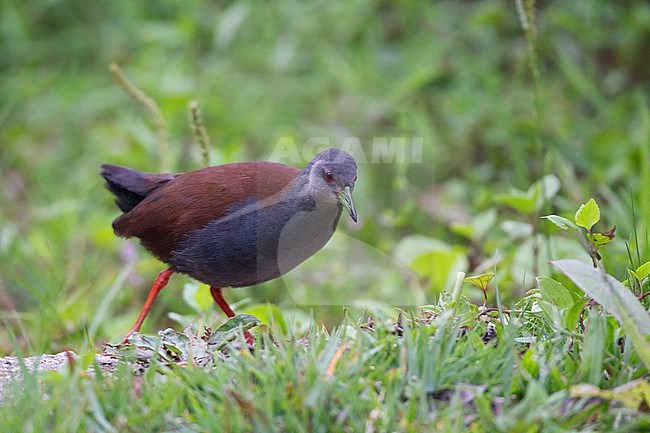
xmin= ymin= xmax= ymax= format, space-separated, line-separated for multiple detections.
xmin=242 ymin=303 xmax=287 ymax=334
xmin=537 ymin=299 xmax=561 ymax=328
xmin=452 ymin=203 xmax=497 ymax=240
xmin=183 ymin=282 xmax=221 ymax=312
xmin=393 ymin=235 xmax=449 ymax=265
xmin=564 ymin=297 xmax=588 ymax=331
xmin=159 ymin=329 xmax=189 ymax=362
xmin=601 ymin=225 xmax=616 ymax=239
xmin=495 ymin=187 xmax=538 ymax=215
xmin=536 ymin=276 xmax=573 ymax=309
xmin=535 ymin=174 xmax=561 ymax=208
xmin=412 ymin=248 xmax=468 ymax=291
xmin=575 ymin=198 xmax=600 ymax=231
xmin=521 ymin=348 xmax=539 ymax=377
xmin=394 ymin=235 xmax=468 ymax=291
xmin=216 ymin=313 xmax=260 ymax=333
xmin=196 ymin=287 xmax=215 ymax=311
xmin=580 ymin=310 xmax=607 ymax=385
xmin=495 ymin=175 xmax=560 ymax=215
xmin=587 ymin=233 xmax=613 ymax=247
xmin=469 ymin=208 xmax=498 ymax=240
xmin=464 ymin=273 xmax=495 ymax=290
xmin=635 ymin=261 xmax=650 ymax=281
xmin=206 ymin=314 xmax=261 ymax=348
xmin=542 ymin=215 xmax=579 ymax=231
xmin=501 ymin=220 xmax=533 ymax=238
xmin=551 ymin=259 xmax=650 ymax=370
xmin=623 ymin=261 xmax=650 ymax=286
xmin=570 ymin=379 xmax=650 ymax=411
xmin=450 ymin=223 xmax=473 ymax=239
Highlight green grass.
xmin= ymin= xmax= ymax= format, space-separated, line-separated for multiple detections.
xmin=1 ymin=0 xmax=650 ymax=430
xmin=2 ymin=293 xmax=650 ymax=432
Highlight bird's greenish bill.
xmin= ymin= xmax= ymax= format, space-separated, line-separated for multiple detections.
xmin=338 ymin=186 xmax=358 ymax=223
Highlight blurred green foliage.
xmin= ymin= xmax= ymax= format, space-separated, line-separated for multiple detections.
xmin=1 ymin=0 xmax=649 ymax=354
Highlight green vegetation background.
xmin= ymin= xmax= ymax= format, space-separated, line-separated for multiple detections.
xmin=1 ymin=0 xmax=648 ymax=355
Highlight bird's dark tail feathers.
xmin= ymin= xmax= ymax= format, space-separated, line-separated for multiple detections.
xmin=100 ymin=164 xmax=175 ymax=213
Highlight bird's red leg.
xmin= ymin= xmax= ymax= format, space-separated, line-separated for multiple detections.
xmin=120 ymin=268 xmax=175 ymax=344
xmin=210 ymin=286 xmax=255 ymax=346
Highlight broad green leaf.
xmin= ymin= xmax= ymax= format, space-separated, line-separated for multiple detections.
xmin=464 ymin=273 xmax=495 ymax=290
xmin=536 ymin=276 xmax=574 ymax=309
xmin=575 ymin=198 xmax=600 ymax=231
xmin=551 ymin=259 xmax=650 ymax=370
xmin=542 ymin=215 xmax=579 ymax=231
xmin=214 ymin=313 xmax=261 ymax=334
xmin=207 ymin=314 xmax=261 ymax=347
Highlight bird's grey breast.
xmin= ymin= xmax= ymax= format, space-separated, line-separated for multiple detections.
xmin=275 ymin=197 xmax=342 ymax=275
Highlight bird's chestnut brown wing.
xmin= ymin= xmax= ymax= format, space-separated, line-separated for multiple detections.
xmin=112 ymin=161 xmax=300 ymax=262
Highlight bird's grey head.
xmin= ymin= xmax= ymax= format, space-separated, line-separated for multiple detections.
xmin=305 ymin=148 xmax=358 ymax=222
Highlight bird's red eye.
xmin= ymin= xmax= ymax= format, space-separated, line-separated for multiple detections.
xmin=324 ymin=171 xmax=334 ymax=182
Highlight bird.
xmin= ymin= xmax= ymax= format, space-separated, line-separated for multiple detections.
xmin=101 ymin=148 xmax=358 ymax=344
